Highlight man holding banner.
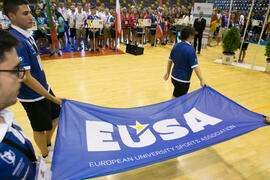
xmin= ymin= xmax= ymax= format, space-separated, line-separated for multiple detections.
xmin=4 ymin=0 xmax=62 ymax=163
xmin=163 ymin=26 xmax=207 ymax=98
xmin=0 ymin=29 xmax=37 ymax=180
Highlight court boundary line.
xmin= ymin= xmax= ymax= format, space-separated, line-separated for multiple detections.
xmin=252 ymin=105 xmax=270 ymax=111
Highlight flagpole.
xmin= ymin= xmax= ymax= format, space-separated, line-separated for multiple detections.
xmin=116 ymin=0 xmax=121 ymax=51
xmin=251 ymin=3 xmax=270 ymax=69
xmin=237 ymin=0 xmax=255 ymax=63
xmin=226 ymin=0 xmax=234 ymax=29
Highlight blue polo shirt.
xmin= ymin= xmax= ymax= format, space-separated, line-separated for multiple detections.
xmin=150 ymin=14 xmax=157 ymax=30
xmin=110 ymin=16 xmax=115 ymax=30
xmin=0 ymin=109 xmax=36 ymax=180
xmin=169 ymin=41 xmax=198 ymax=83
xmin=9 ymin=25 xmax=49 ymax=102
xmin=221 ymin=15 xmax=228 ymax=28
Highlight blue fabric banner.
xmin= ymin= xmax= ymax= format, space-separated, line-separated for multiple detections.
xmin=51 ymin=86 xmax=267 ymax=180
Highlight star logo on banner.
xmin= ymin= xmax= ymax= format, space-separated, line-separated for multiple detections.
xmin=129 ymin=121 xmax=149 ymax=135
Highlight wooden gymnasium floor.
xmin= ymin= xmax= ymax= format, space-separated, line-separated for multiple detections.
xmin=8 ymin=43 xmax=270 ymax=180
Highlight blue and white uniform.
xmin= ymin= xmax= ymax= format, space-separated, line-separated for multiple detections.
xmin=9 ymin=25 xmax=50 ymax=102
xmin=0 ymin=109 xmax=36 ymax=180
xmin=169 ymin=41 xmax=198 ymax=83
xmin=150 ymin=14 xmax=157 ymax=30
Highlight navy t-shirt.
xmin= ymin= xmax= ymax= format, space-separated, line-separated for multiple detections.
xmin=169 ymin=42 xmax=198 ymax=83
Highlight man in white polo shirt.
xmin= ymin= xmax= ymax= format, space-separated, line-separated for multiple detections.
xmin=67 ymin=5 xmax=77 ymax=49
xmin=75 ymin=3 xmax=87 ymax=51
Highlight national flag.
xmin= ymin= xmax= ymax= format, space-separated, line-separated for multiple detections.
xmin=156 ymin=0 xmax=163 ymax=39
xmin=115 ymin=0 xmax=122 ymax=38
xmin=46 ymin=0 xmax=59 ymax=48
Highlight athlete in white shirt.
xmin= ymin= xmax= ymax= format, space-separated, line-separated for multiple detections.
xmin=103 ymin=8 xmax=112 ymax=48
xmin=67 ymin=5 xmax=77 ymax=49
xmin=75 ymin=4 xmax=87 ymax=51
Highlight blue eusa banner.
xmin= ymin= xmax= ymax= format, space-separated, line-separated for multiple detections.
xmin=51 ymin=86 xmax=267 ymax=180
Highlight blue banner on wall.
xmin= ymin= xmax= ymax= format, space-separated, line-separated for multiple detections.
xmin=51 ymin=86 xmax=267 ymax=180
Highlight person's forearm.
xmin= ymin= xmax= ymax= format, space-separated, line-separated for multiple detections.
xmin=23 ymin=75 xmax=56 ymax=102
xmin=166 ymin=60 xmax=173 ymax=74
xmin=194 ymin=66 xmax=204 ymax=81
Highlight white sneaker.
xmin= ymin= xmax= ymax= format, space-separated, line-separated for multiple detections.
xmin=42 ymin=150 xmax=53 ymax=163
xmin=38 ymin=144 xmax=54 ymax=154
xmin=47 ymin=144 xmax=54 ymax=152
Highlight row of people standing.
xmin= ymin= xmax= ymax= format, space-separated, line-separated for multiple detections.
xmin=34 ymin=3 xmax=118 ymax=55
xmin=33 ymin=2 xmax=197 ymax=56
xmin=208 ymin=9 xmax=270 ymax=46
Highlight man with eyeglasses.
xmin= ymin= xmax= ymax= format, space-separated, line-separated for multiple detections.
xmin=3 ymin=0 xmax=63 ymax=163
xmin=0 ymin=29 xmax=37 ymax=179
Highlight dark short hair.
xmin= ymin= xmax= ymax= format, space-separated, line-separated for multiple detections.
xmin=0 ymin=29 xmax=20 ymax=63
xmin=180 ymin=26 xmax=195 ymax=41
xmin=3 ymin=0 xmax=29 ymax=18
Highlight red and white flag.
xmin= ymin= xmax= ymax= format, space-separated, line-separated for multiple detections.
xmin=156 ymin=0 xmax=163 ymax=39
xmin=115 ymin=0 xmax=122 ymax=38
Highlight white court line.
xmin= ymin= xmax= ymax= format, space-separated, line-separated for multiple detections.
xmin=214 ymin=59 xmax=266 ymax=72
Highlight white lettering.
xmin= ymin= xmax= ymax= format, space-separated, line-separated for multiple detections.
xmin=86 ymin=121 xmax=120 ymax=151
xmin=153 ymin=119 xmax=189 ymax=140
xmin=184 ymin=108 xmax=223 ymax=133
xmin=118 ymin=126 xmax=156 ymax=148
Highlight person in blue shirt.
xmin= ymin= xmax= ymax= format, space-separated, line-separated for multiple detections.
xmin=0 ymin=29 xmax=37 ymax=180
xmin=136 ymin=13 xmax=144 ymax=47
xmin=150 ymin=9 xmax=157 ymax=47
xmin=33 ymin=8 xmax=46 ymax=53
xmin=43 ymin=6 xmax=61 ymax=57
xmin=4 ymin=0 xmax=63 ymax=163
xmin=110 ymin=10 xmax=116 ymax=51
xmin=86 ymin=7 xmax=101 ymax=53
xmin=163 ymin=26 xmax=207 ymax=98
xmin=56 ymin=11 xmax=66 ymax=50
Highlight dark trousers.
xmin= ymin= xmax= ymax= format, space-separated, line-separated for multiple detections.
xmin=194 ymin=34 xmax=202 ymax=53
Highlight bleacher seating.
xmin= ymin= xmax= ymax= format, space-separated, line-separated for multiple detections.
xmin=213 ymin=0 xmax=269 ymax=12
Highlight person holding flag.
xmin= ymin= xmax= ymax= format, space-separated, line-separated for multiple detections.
xmin=163 ymin=26 xmax=207 ymax=98
xmin=115 ymin=0 xmax=122 ymax=49
xmin=156 ymin=0 xmax=164 ymax=44
xmin=150 ymin=9 xmax=157 ymax=47
xmin=4 ymin=0 xmax=63 ymax=163
xmin=44 ymin=2 xmax=61 ymax=57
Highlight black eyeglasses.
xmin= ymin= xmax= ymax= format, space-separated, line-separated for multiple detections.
xmin=0 ymin=65 xmax=26 ymax=79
